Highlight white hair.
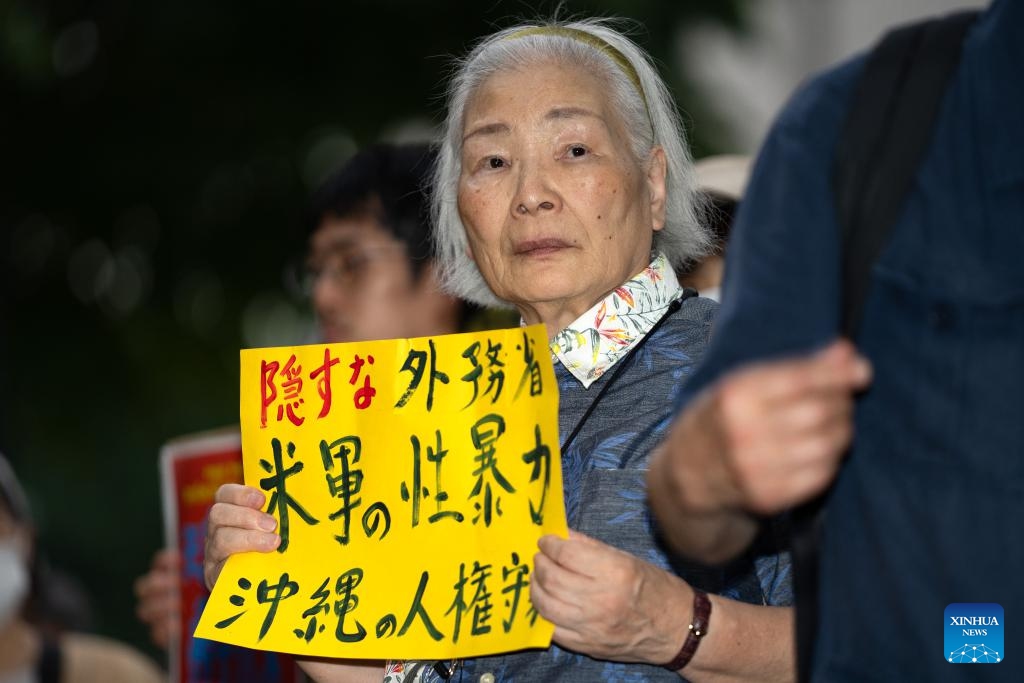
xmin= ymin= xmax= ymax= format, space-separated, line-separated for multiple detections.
xmin=431 ymin=18 xmax=711 ymax=307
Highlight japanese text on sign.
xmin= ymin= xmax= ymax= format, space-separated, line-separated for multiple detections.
xmin=195 ymin=325 xmax=567 ymax=661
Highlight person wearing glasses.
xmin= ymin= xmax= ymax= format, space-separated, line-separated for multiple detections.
xmin=134 ymin=143 xmax=477 ymax=654
xmin=204 ymin=19 xmax=794 ymax=683
xmin=301 ymin=143 xmax=470 ymax=345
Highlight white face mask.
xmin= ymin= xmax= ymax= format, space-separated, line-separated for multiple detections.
xmin=0 ymin=539 xmax=28 ymax=628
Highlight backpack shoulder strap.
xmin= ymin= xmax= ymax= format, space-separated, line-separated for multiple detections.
xmin=833 ymin=10 xmax=979 ymax=337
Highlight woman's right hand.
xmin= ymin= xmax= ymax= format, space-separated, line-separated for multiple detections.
xmin=203 ymin=483 xmax=280 ymax=591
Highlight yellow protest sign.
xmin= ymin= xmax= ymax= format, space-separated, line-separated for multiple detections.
xmin=195 ymin=325 xmax=567 ymax=661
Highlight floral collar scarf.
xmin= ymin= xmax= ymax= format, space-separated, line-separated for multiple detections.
xmin=550 ymin=252 xmax=683 ymax=388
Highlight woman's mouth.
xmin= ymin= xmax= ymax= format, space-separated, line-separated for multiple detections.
xmin=514 ymin=238 xmax=573 ymax=256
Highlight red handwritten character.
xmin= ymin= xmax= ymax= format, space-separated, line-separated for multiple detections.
xmin=277 ymin=354 xmax=305 ymax=426
xmin=348 ymin=354 xmax=376 ymax=410
xmin=260 ymin=359 xmax=280 ymax=428
xmin=310 ymin=348 xmax=341 ymax=419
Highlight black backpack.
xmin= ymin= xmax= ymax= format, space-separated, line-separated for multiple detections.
xmin=791 ymin=10 xmax=979 ymax=682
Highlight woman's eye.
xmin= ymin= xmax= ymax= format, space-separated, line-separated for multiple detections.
xmin=571 ymin=145 xmax=589 ymax=158
xmin=487 ymin=156 xmax=505 ymax=169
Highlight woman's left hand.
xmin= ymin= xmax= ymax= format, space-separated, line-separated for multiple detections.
xmin=531 ymin=530 xmax=691 ymax=665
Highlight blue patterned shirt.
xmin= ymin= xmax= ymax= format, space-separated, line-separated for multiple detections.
xmin=389 ymin=257 xmax=791 ymax=682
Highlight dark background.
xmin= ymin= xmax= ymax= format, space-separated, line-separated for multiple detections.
xmin=1 ymin=0 xmax=745 ymax=664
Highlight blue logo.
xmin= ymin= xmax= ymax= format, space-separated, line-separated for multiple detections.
xmin=945 ymin=603 xmax=1003 ymax=664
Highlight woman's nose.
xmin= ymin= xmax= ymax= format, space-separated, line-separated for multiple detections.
xmin=511 ymin=162 xmax=560 ymax=217
xmin=515 ymin=200 xmax=555 ymax=214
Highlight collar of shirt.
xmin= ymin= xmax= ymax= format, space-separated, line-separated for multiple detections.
xmin=549 ymin=252 xmax=683 ymax=388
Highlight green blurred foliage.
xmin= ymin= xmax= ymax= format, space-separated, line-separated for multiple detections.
xmin=0 ymin=0 xmax=744 ymax=663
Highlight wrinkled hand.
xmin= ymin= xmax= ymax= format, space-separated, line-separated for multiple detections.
xmin=530 ymin=531 xmax=691 ymax=665
xmin=665 ymin=338 xmax=872 ymax=517
xmin=203 ymin=483 xmax=280 ymax=591
xmin=133 ymin=549 xmax=180 ymax=650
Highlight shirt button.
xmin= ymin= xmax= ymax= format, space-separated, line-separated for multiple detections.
xmin=479 ymin=674 xmax=496 ymax=683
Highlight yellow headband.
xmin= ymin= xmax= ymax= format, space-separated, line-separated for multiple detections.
xmin=503 ymin=26 xmax=650 ymax=114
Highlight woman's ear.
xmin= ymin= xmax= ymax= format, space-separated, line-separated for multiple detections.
xmin=646 ymin=147 xmax=668 ymax=231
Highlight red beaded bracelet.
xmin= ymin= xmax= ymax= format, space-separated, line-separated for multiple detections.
xmin=661 ymin=589 xmax=712 ymax=671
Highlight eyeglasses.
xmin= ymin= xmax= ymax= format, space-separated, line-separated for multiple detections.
xmin=286 ymin=244 xmax=407 ymax=297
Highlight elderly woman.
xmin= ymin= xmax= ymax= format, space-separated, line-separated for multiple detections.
xmin=205 ymin=19 xmax=793 ymax=683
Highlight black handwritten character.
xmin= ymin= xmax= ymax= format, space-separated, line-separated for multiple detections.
xmin=320 ymin=436 xmax=392 ymax=544
xmin=361 ymin=501 xmax=391 ymax=540
xmin=216 ymin=574 xmax=300 ymax=641
xmin=348 ymin=354 xmax=377 ymax=410
xmin=375 ymin=614 xmax=398 ymax=639
xmin=213 ymin=577 xmax=253 ymax=630
xmin=501 ymin=552 xmax=530 ymax=633
xmin=333 ymin=568 xmax=367 ymax=643
xmin=484 ymin=339 xmax=506 ymax=403
xmin=446 ymin=561 xmax=494 ymax=643
xmin=260 ymin=438 xmax=319 ymax=552
xmin=401 ymin=430 xmax=464 ymax=527
xmin=469 ymin=414 xmax=515 ymax=526
xmin=310 ymin=347 xmax=341 ymax=419
xmin=514 ymin=332 xmax=543 ymax=399
xmin=460 ymin=341 xmax=483 ymax=408
xmin=521 ymin=424 xmax=553 ymax=524
xmin=395 ymin=339 xmax=450 ymax=412
xmin=459 ymin=338 xmax=506 ymax=408
xmin=397 ymin=571 xmax=444 ymax=641
xmin=260 ymin=355 xmax=306 ymax=428
xmin=320 ymin=436 xmax=363 ymax=546
xmin=468 ymin=561 xmax=494 ymax=637
xmin=255 ymin=573 xmax=300 ymax=640
xmin=294 ymin=577 xmax=331 ymax=643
